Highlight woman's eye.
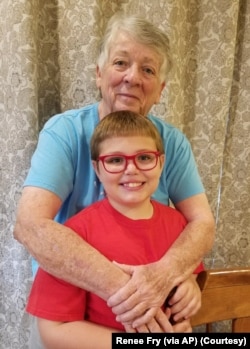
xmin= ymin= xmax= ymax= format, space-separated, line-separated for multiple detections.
xmin=143 ymin=67 xmax=155 ymax=75
xmin=114 ymin=60 xmax=126 ymax=66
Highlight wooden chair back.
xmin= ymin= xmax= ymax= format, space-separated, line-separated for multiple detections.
xmin=191 ymin=267 xmax=250 ymax=332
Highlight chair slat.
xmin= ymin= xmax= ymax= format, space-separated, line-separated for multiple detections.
xmin=191 ymin=267 xmax=250 ymax=332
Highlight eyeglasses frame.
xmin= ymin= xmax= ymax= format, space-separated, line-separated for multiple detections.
xmin=97 ymin=151 xmax=162 ymax=174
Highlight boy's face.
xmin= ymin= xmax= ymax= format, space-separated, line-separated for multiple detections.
xmin=92 ymin=136 xmax=164 ymax=215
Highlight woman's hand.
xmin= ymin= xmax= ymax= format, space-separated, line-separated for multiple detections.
xmin=108 ymin=262 xmax=170 ymax=328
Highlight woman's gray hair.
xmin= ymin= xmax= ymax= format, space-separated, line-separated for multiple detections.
xmin=97 ymin=12 xmax=172 ymax=83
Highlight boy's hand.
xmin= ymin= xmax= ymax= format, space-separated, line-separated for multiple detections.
xmin=167 ymin=275 xmax=201 ymax=322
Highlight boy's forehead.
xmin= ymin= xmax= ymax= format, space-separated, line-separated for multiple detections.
xmin=99 ymin=136 xmax=158 ymax=151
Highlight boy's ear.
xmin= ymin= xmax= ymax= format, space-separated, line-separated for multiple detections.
xmin=92 ymin=160 xmax=100 ymax=176
xmin=159 ymin=154 xmax=165 ymax=168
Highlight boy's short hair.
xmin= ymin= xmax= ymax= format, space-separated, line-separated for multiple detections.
xmin=91 ymin=110 xmax=164 ymax=160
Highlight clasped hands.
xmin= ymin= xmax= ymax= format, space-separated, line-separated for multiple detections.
xmin=107 ymin=262 xmax=201 ymax=333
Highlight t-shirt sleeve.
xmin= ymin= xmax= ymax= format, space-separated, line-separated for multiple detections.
xmin=24 ymin=115 xmax=76 ymax=202
xmin=194 ymin=262 xmax=205 ymax=274
xmin=26 ymin=212 xmax=91 ymax=321
xmin=163 ymin=127 xmax=204 ymax=204
xmin=26 ymin=268 xmax=86 ymax=321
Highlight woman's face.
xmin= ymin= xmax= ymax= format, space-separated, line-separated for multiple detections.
xmin=97 ymin=32 xmax=165 ymax=119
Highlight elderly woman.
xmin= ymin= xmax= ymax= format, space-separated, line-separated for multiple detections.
xmin=14 ymin=12 xmax=215 ymax=338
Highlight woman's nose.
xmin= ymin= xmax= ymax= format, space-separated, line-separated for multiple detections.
xmin=124 ymin=65 xmax=142 ymax=85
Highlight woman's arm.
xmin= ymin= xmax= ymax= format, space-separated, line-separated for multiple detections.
xmin=14 ymin=186 xmax=130 ymax=300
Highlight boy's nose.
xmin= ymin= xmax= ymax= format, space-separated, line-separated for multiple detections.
xmin=124 ymin=159 xmax=139 ymax=173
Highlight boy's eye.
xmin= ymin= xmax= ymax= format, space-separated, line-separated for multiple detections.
xmin=106 ymin=156 xmax=124 ymax=164
xmin=139 ymin=154 xmax=150 ymax=160
xmin=137 ymin=154 xmax=154 ymax=162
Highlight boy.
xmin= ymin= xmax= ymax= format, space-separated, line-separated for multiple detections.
xmin=26 ymin=111 xmax=203 ymax=349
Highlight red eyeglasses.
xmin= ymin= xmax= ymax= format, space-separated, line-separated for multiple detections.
xmin=97 ymin=151 xmax=161 ymax=173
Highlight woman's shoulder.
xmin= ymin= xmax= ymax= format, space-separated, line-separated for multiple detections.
xmin=148 ymin=114 xmax=186 ymax=138
xmin=43 ymin=102 xmax=99 ymax=128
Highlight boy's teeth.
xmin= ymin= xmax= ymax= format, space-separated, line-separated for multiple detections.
xmin=124 ymin=183 xmax=141 ymax=187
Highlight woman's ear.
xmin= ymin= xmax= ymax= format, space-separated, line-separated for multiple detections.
xmin=96 ymin=65 xmax=101 ymax=89
xmin=154 ymin=82 xmax=166 ymax=104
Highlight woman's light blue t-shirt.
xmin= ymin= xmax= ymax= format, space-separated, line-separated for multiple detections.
xmin=24 ymin=102 xmax=204 ymax=274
